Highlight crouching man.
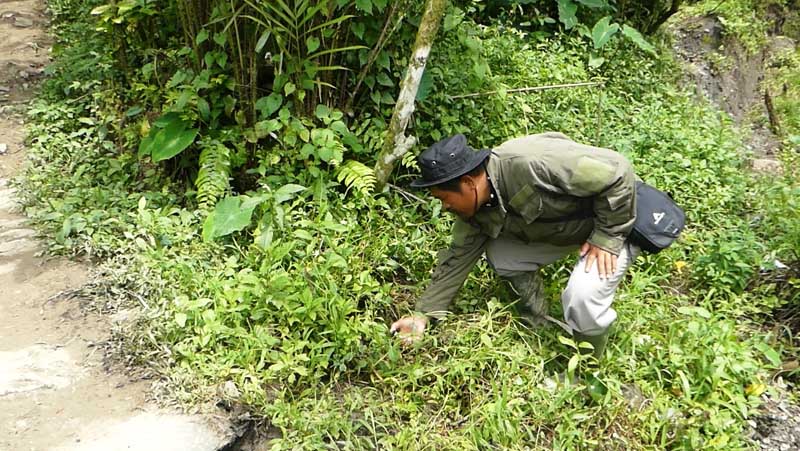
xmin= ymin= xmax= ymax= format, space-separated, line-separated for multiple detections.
xmin=390 ymin=132 xmax=640 ymax=359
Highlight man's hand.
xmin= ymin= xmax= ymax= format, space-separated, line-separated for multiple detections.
xmin=580 ymin=242 xmax=618 ymax=280
xmin=390 ymin=315 xmax=428 ymax=345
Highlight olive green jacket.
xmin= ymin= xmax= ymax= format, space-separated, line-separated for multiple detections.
xmin=415 ymin=132 xmax=637 ymax=317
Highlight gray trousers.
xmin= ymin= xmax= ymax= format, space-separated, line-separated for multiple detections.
xmin=485 ymin=238 xmax=640 ymax=336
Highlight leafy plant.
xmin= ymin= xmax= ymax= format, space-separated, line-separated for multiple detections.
xmin=336 ymin=160 xmax=376 ymax=195
xmin=138 ymin=112 xmax=199 ymax=162
xmin=195 ymin=139 xmax=231 ymax=209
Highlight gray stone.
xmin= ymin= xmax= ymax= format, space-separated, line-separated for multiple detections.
xmin=752 ymin=158 xmax=783 ymax=174
xmin=0 ymin=237 xmax=37 ymax=255
xmin=12 ymin=17 xmax=34 ymax=28
xmin=0 ymin=86 xmax=10 ymax=93
xmin=0 ymin=345 xmax=83 ymax=397
xmin=50 ymin=412 xmax=233 ymax=451
xmin=0 ymin=143 xmax=7 ymax=154
xmin=0 ymin=187 xmax=20 ymax=211
xmin=0 ymin=217 xmax=27 ymax=230
xmin=0 ymin=228 xmax=36 ymax=240
xmin=0 ymin=261 xmax=17 ymax=275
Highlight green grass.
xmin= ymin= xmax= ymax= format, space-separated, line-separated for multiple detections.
xmin=15 ymin=0 xmax=800 ymax=449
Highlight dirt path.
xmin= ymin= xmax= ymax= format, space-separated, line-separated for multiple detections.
xmin=0 ymin=2 xmax=234 ymax=450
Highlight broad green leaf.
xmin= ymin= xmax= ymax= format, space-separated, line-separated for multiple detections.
xmin=584 ymin=373 xmax=608 ymax=402
xmin=754 ymin=342 xmax=782 ymax=367
xmin=240 ymin=194 xmax=269 ymax=211
xmin=351 ymin=22 xmax=365 ymax=40
xmin=153 ymin=112 xmax=183 ymax=128
xmin=254 ymin=226 xmax=274 ymax=250
xmin=621 ymin=25 xmax=656 ymax=55
xmin=275 ymin=184 xmax=307 ymax=204
xmin=416 ymin=69 xmax=433 ymax=101
xmin=137 ymin=134 xmax=154 ymax=159
xmin=90 ymin=5 xmax=111 ymax=15
xmin=588 ymin=53 xmax=606 ymax=68
xmin=196 ymin=29 xmax=209 ymax=45
xmin=567 ymin=354 xmax=580 ymax=375
xmin=284 ymin=82 xmax=296 ymax=96
xmin=576 ymin=0 xmax=607 ymax=8
xmin=125 ymin=106 xmax=143 ymax=117
xmin=694 ymin=306 xmax=711 ymax=319
xmin=557 ymin=0 xmax=578 ymax=30
xmin=175 ymin=312 xmax=187 ymax=327
xmin=317 ymin=146 xmax=334 ymax=162
xmin=592 ymin=16 xmax=619 ymax=49
xmin=255 ymin=93 xmax=283 ymax=118
xmin=255 ymin=31 xmax=271 ymax=53
xmin=314 ymin=104 xmax=331 ymax=119
xmin=150 ymin=120 xmax=198 ymax=162
xmin=306 ymin=36 xmax=320 ymax=54
xmin=355 ymin=0 xmax=372 ymax=14
xmin=294 ymin=229 xmax=314 ymax=241
xmin=202 ymin=196 xmax=257 ymax=242
xmin=376 ymin=72 xmax=393 ymax=87
xmin=197 ymin=97 xmax=210 ymax=121
xmin=443 ymin=7 xmax=465 ymax=32
xmin=213 ymin=32 xmax=226 ymax=47
xmin=558 ymin=335 xmax=577 ymax=349
xmin=254 ymin=119 xmax=280 ymax=139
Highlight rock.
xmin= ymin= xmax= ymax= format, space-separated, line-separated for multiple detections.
xmin=0 ymin=237 xmax=37 ymax=255
xmin=0 ymin=186 xmax=20 ymax=209
xmin=218 ymin=380 xmax=241 ymax=401
xmin=0 ymin=345 xmax=83 ymax=396
xmin=0 ymin=228 xmax=36 ymax=241
xmin=752 ymin=158 xmax=783 ymax=174
xmin=770 ymin=36 xmax=797 ymax=55
xmin=0 ymin=86 xmax=10 ymax=93
xmin=13 ymin=17 xmax=34 ymax=28
xmin=49 ymin=412 xmax=234 ymax=451
xmin=0 ymin=143 xmax=7 ymax=154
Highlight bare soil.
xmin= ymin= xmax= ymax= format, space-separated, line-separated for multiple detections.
xmin=0 ymin=1 xmax=233 ymax=449
xmin=669 ymin=14 xmax=796 ymax=166
xmin=668 ymin=13 xmax=800 ymax=450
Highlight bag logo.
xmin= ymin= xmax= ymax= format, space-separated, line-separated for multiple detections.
xmin=653 ymin=212 xmax=665 ymax=225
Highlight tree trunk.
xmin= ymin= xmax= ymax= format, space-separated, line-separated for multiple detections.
xmin=373 ymin=0 xmax=446 ymax=191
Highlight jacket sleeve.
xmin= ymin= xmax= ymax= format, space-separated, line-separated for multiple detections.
xmin=415 ymin=219 xmax=488 ymax=319
xmin=525 ymin=135 xmax=637 ymax=255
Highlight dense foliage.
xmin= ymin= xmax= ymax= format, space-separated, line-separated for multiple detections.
xmin=16 ymin=0 xmax=800 ymax=449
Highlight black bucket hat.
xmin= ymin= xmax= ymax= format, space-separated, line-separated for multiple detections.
xmin=410 ymin=134 xmax=490 ymax=188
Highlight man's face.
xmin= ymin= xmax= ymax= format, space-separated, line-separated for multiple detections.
xmin=430 ymin=179 xmax=477 ymax=220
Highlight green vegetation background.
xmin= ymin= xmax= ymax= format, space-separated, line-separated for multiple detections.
xmin=15 ymin=0 xmax=800 ymax=448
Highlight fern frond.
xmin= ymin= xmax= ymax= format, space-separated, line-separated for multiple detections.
xmin=401 ymin=150 xmax=419 ymax=170
xmin=196 ymin=140 xmax=231 ymax=210
xmin=336 ymin=160 xmax=375 ymax=195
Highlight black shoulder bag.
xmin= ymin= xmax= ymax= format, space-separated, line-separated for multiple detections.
xmin=533 ymin=181 xmax=685 ymax=254
xmin=628 ymin=181 xmax=685 ymax=253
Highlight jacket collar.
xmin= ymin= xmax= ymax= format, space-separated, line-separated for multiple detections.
xmin=469 ymin=152 xmax=507 ymax=238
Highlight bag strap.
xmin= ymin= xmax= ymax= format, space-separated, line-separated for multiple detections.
xmin=535 ymin=209 xmax=594 ymax=223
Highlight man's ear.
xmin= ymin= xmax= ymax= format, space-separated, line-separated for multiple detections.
xmin=462 ymin=175 xmax=476 ymax=189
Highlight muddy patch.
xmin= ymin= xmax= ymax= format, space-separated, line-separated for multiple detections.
xmin=669 ymin=15 xmax=797 ymax=160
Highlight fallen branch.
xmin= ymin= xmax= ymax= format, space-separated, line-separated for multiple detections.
xmin=388 ymin=183 xmax=425 ymax=203
xmin=447 ymin=81 xmax=604 ymax=100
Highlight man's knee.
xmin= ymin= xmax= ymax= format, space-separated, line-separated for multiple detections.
xmin=561 ymin=282 xmax=616 ymax=334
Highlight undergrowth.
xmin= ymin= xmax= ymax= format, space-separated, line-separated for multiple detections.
xmin=15 ymin=0 xmax=800 ymax=449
